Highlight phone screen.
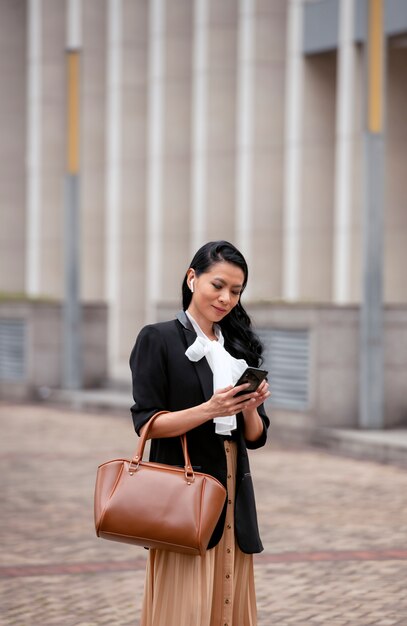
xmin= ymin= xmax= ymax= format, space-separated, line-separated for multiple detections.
xmin=234 ymin=367 xmax=268 ymax=396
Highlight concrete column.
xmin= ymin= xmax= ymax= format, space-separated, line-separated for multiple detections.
xmin=333 ymin=0 xmax=356 ymax=303
xmin=191 ymin=0 xmax=208 ymax=254
xmin=26 ymin=0 xmax=42 ymax=295
xmin=236 ymin=0 xmax=255 ymax=274
xmin=282 ymin=0 xmax=303 ymax=301
xmin=105 ymin=0 xmax=122 ymax=372
xmin=145 ymin=0 xmax=165 ymax=322
xmin=359 ymin=0 xmax=385 ymax=428
xmin=63 ymin=0 xmax=82 ymax=390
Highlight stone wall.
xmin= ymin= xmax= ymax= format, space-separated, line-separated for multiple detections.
xmin=250 ymin=303 xmax=407 ymax=430
xmin=0 ymin=299 xmax=108 ymax=399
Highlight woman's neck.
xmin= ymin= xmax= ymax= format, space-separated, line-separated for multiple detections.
xmin=186 ymin=309 xmax=217 ymax=341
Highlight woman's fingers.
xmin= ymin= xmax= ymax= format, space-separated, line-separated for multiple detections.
xmin=210 ymin=381 xmax=270 ymax=417
xmin=231 ymin=382 xmax=251 ymax=396
xmin=256 ymin=380 xmax=268 ymax=393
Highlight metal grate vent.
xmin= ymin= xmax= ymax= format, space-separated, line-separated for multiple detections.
xmin=0 ymin=319 xmax=26 ymax=380
xmin=258 ymin=328 xmax=310 ymax=410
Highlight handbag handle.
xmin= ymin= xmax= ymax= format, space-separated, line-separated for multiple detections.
xmin=130 ymin=411 xmax=195 ymax=483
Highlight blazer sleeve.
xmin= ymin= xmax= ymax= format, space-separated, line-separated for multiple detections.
xmin=244 ymin=402 xmax=270 ymax=450
xmin=129 ymin=325 xmax=169 ymax=435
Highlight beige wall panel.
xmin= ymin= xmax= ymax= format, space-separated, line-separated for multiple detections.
xmin=0 ymin=0 xmax=26 ymax=292
xmin=82 ymin=0 xmax=107 ymax=48
xmin=163 ymin=79 xmax=192 ymax=156
xmin=205 ymin=9 xmax=237 ymax=153
xmin=40 ymin=100 xmax=65 ymax=297
xmin=82 ymin=91 xmax=106 ymax=167
xmin=253 ymin=65 xmax=285 ymax=149
xmin=80 ymin=169 xmax=106 ymax=298
xmin=348 ymin=49 xmax=364 ymax=303
xmin=299 ymin=53 xmax=336 ymax=300
xmin=302 ymin=54 xmax=337 ymax=142
xmin=39 ymin=0 xmax=65 ymax=297
xmin=256 ymin=0 xmax=286 ymax=15
xmin=41 ymin=0 xmax=65 ymax=54
xmin=41 ymin=100 xmax=66 ymax=172
xmin=161 ymin=157 xmax=191 ymax=302
xmin=349 ymin=228 xmax=362 ymax=303
xmin=0 ymin=180 xmax=26 ymax=291
xmin=254 ymin=11 xmax=286 ymax=63
xmin=248 ymin=2 xmax=287 ymax=302
xmin=208 ymin=26 xmax=238 ymax=71
xmin=117 ymin=1 xmax=149 ymax=361
xmin=82 ymin=0 xmax=106 ymax=301
xmin=122 ymin=87 xmax=147 ymax=162
xmin=119 ymin=159 xmax=148 ymax=359
xmin=123 ymin=0 xmax=149 ymax=45
xmin=122 ymin=43 xmax=148 ymax=88
xmin=206 ymin=155 xmax=236 ymax=243
xmin=39 ymin=172 xmax=65 ymax=297
xmin=207 ymin=72 xmax=237 ymax=153
xmin=122 ymin=84 xmax=148 ymax=159
xmin=301 ymin=148 xmax=335 ymax=228
xmin=208 ymin=0 xmax=238 ymax=26
xmin=164 ymin=35 xmax=193 ymax=80
xmin=250 ymin=150 xmax=283 ymax=299
xmin=300 ymin=231 xmax=335 ymax=299
xmin=385 ymin=43 xmax=407 ymax=302
xmin=204 ymin=2 xmax=237 ymax=250
xmin=249 ymin=231 xmax=282 ymax=301
xmin=161 ymin=79 xmax=191 ymax=300
xmin=301 ymin=146 xmax=335 ymax=230
xmin=165 ymin=0 xmax=193 ymax=37
xmin=159 ymin=2 xmax=192 ymax=306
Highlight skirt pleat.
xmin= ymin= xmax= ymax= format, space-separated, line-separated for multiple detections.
xmin=139 ymin=441 xmax=257 ymax=626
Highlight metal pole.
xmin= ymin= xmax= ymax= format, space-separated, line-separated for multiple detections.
xmin=63 ymin=1 xmax=82 ymax=389
xmin=359 ymin=0 xmax=385 ymax=428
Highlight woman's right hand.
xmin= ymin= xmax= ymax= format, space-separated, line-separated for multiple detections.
xmin=204 ymin=383 xmax=260 ymax=418
xmin=141 ymin=383 xmax=263 ymax=439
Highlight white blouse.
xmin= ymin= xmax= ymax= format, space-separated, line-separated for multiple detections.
xmin=185 ymin=311 xmax=248 ymax=435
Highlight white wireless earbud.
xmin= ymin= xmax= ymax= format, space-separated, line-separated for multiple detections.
xmin=190 ymin=278 xmax=194 ymax=293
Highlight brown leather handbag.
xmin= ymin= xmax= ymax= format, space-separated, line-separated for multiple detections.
xmin=94 ymin=412 xmax=227 ymax=556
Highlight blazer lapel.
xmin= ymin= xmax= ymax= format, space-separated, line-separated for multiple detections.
xmin=176 ymin=311 xmax=213 ymax=401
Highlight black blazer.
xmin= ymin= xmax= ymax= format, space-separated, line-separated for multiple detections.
xmin=129 ymin=311 xmax=270 ymax=554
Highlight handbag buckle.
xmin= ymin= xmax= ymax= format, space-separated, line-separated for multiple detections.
xmin=128 ymin=456 xmax=140 ymax=476
xmin=185 ymin=465 xmax=195 ymax=485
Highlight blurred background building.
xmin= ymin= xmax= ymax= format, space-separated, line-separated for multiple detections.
xmin=1 ymin=0 xmax=406 ymax=430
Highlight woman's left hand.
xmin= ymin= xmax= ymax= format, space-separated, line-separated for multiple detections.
xmin=239 ymin=379 xmax=270 ymax=441
xmin=238 ymin=379 xmax=270 ymax=413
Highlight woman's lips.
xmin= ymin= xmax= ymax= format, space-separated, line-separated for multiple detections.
xmin=212 ymin=305 xmax=227 ymax=314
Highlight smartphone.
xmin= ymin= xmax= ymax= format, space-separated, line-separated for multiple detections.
xmin=234 ymin=367 xmax=268 ymax=397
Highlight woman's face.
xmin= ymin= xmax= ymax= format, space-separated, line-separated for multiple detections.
xmin=187 ymin=261 xmax=245 ymax=330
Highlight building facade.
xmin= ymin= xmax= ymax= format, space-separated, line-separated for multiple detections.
xmin=1 ymin=0 xmax=406 ymax=390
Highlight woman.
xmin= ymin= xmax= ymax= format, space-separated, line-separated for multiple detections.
xmin=130 ymin=240 xmax=270 ymax=626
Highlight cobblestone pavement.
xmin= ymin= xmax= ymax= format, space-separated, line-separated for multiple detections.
xmin=1 ymin=402 xmax=407 ymax=626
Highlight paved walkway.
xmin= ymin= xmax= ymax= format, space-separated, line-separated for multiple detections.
xmin=1 ymin=402 xmax=407 ymax=626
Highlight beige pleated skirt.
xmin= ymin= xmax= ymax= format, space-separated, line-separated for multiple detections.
xmin=139 ymin=441 xmax=257 ymax=626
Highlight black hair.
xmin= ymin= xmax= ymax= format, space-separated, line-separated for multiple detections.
xmin=181 ymin=240 xmax=263 ymax=366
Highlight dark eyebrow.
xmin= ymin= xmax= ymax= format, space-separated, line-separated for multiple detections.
xmin=213 ymin=277 xmax=243 ymax=289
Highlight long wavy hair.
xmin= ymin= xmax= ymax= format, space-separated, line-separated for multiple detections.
xmin=182 ymin=241 xmax=263 ymax=366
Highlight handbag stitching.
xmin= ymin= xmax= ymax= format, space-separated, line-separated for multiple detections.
xmin=198 ymin=477 xmax=206 ymax=549
xmin=96 ymin=462 xmax=125 ymax=535
xmin=99 ymin=530 xmax=201 ymax=553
